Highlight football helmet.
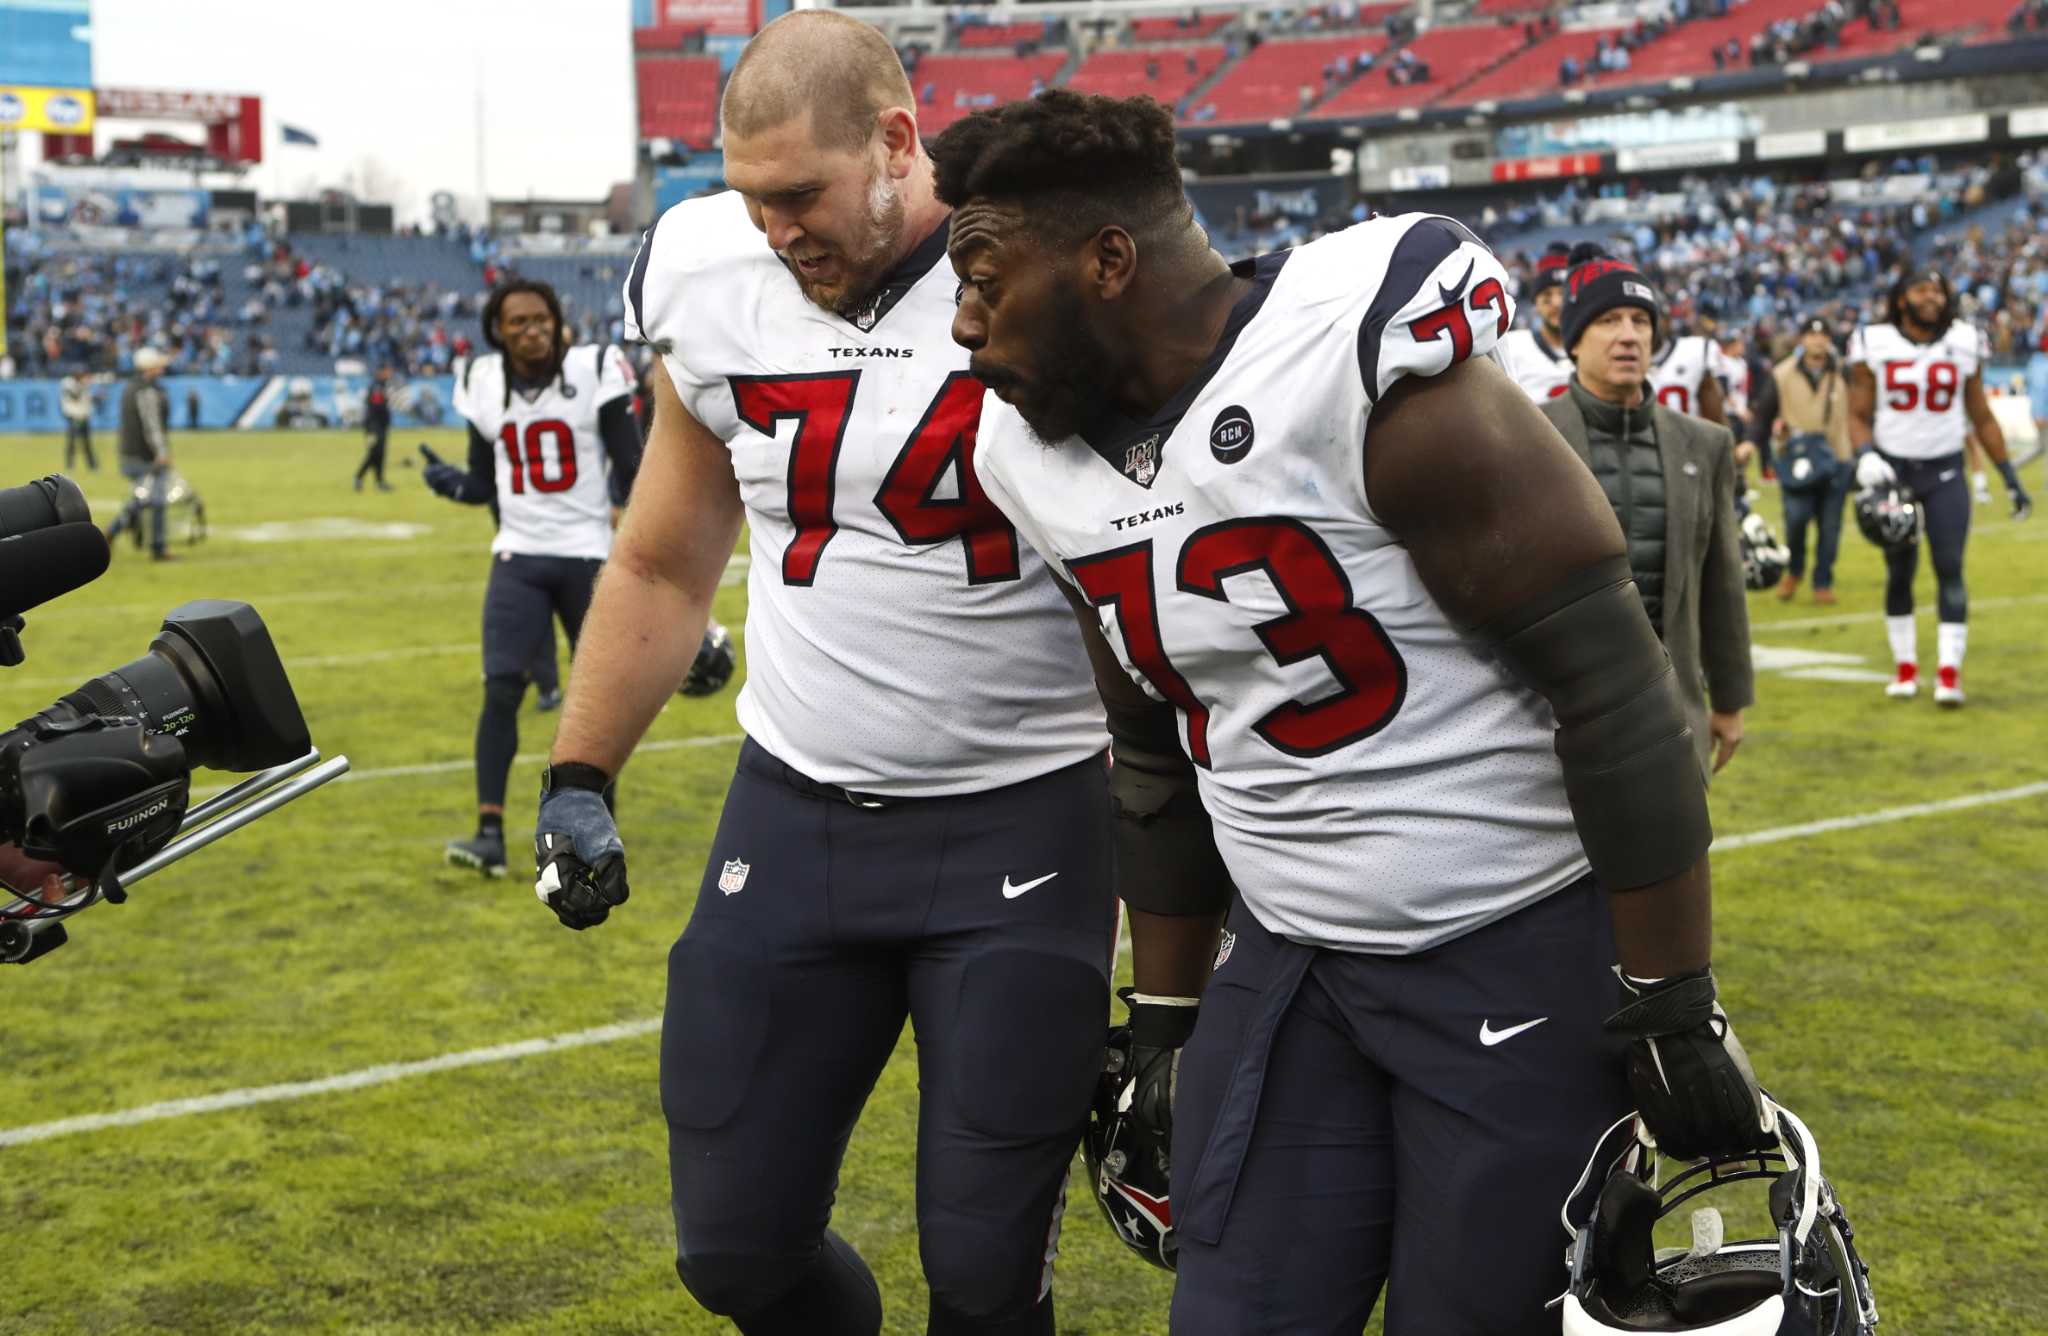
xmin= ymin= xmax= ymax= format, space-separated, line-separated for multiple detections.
xmin=1854 ymin=483 xmax=1921 ymax=552
xmin=1560 ymin=1099 xmax=1877 ymax=1335
xmin=1082 ymin=1024 xmax=1177 ymax=1271
xmin=679 ymin=621 xmax=736 ymax=697
xmin=1738 ymin=512 xmax=1790 ymax=592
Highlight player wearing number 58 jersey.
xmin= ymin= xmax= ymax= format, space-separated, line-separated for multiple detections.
xmin=536 ymin=16 xmax=1124 ymax=1336
xmin=938 ymin=92 xmax=1775 ymax=1335
xmin=424 ymin=279 xmax=643 ymax=876
xmin=1848 ymin=269 xmax=2031 ymax=705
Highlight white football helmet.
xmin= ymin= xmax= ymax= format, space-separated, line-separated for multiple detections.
xmin=1559 ymin=1098 xmax=1877 ymax=1335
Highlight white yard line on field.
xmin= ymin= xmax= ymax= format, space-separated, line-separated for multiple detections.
xmin=1754 ymin=592 xmax=2048 ymax=634
xmin=4 ymin=776 xmax=2043 ymax=1149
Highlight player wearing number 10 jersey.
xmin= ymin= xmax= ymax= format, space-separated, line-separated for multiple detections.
xmin=426 ymin=279 xmax=643 ymax=875
xmin=537 ymin=15 xmax=1116 ymax=1336
xmin=1848 ymin=269 xmax=2031 ymax=705
xmin=938 ymin=92 xmax=1775 ymax=1335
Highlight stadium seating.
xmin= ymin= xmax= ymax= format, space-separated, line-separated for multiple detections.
xmin=632 ymin=24 xmax=704 ymax=52
xmin=1451 ymin=25 xmax=1629 ymax=104
xmin=1575 ymin=0 xmax=1811 ymax=86
xmin=1190 ymin=33 xmax=1389 ymax=123
xmin=635 ymin=54 xmax=721 ymax=147
xmin=1065 ymin=44 xmax=1228 ymax=109
xmin=1129 ymin=12 xmax=1234 ymax=42
xmin=953 ymin=19 xmax=1054 ymax=49
xmin=1311 ymin=23 xmax=1524 ymax=115
xmin=909 ymin=52 xmax=1069 ymax=132
xmin=1474 ymin=0 xmax=1552 ymax=14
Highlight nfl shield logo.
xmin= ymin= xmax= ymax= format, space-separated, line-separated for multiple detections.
xmin=718 ymin=859 xmax=750 ymax=895
xmin=1124 ymin=434 xmax=1160 ymax=488
xmin=1213 ymin=930 xmax=1235 ymax=972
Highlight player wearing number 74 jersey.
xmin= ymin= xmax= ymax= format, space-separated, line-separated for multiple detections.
xmin=938 ymin=92 xmax=1777 ymax=1335
xmin=1848 ymin=269 xmax=2032 ymax=706
xmin=531 ymin=15 xmax=1150 ymax=1336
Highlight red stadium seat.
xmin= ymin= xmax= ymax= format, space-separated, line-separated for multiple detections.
xmin=636 ymin=55 xmax=721 ymax=148
xmin=632 ymin=24 xmax=704 ymax=52
xmin=1450 ymin=25 xmax=1627 ymax=104
xmin=953 ymin=20 xmax=1052 ymax=49
xmin=1067 ymin=44 xmax=1228 ymax=109
xmin=1129 ymin=13 xmax=1234 ymax=42
xmin=908 ymin=52 xmax=1069 ymax=133
xmin=1311 ymin=23 xmax=1523 ymax=116
xmin=1190 ymin=33 xmax=1390 ymax=124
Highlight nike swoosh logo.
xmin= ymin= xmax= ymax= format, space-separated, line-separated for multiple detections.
xmin=1002 ymin=872 xmax=1059 ymax=899
xmin=1438 ymin=257 xmax=1477 ymax=310
xmin=1938 ymin=469 xmax=1958 ymax=482
xmin=1479 ymin=1017 xmax=1549 ymax=1047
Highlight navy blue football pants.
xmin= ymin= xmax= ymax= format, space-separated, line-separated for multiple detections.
xmin=663 ymin=740 xmax=1116 ymax=1334
xmin=1878 ymin=450 xmax=1969 ymax=623
xmin=1169 ymin=875 xmax=1630 ymax=1336
xmin=474 ymin=553 xmax=600 ymax=807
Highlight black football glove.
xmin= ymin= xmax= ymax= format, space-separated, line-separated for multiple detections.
xmin=1116 ymin=986 xmax=1201 ymax=1152
xmin=417 ymin=443 xmax=464 ymax=500
xmin=2012 ymin=484 xmax=2033 ymax=523
xmin=1604 ymin=968 xmax=1773 ymax=1161
xmin=533 ymin=788 xmax=629 ymax=930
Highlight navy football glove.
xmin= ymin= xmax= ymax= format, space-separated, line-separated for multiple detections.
xmin=418 ymin=443 xmax=465 ymax=500
xmin=1117 ymin=987 xmax=1201 ymax=1151
xmin=1996 ymin=459 xmax=2032 ymax=521
xmin=1605 ymin=968 xmax=1773 ymax=1161
xmin=534 ymin=788 xmax=629 ymax=930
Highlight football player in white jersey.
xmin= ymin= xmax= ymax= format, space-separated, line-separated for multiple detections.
xmin=936 ymin=92 xmax=1775 ymax=1336
xmin=527 ymin=16 xmax=1176 ymax=1336
xmin=1848 ymin=268 xmax=2032 ymax=705
xmin=1497 ymin=243 xmax=1574 ymax=402
xmin=1647 ymin=325 xmax=1728 ymax=424
xmin=421 ymin=279 xmax=643 ymax=875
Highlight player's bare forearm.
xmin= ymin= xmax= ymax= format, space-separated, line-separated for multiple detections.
xmin=551 ymin=360 xmax=743 ymax=775
xmin=1697 ymin=373 xmax=1726 ymax=427
xmin=1847 ymin=367 xmax=1876 ymax=450
xmin=1128 ymin=908 xmax=1225 ymax=996
xmin=1964 ymin=375 xmax=2010 ymax=461
xmin=1366 ymin=356 xmax=1714 ymax=977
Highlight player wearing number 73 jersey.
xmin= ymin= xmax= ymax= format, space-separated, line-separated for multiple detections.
xmin=938 ymin=92 xmax=1775 ymax=1335
xmin=537 ymin=15 xmax=1123 ymax=1335
xmin=1848 ymin=269 xmax=2032 ymax=705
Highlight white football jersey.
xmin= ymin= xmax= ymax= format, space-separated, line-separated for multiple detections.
xmin=1847 ymin=321 xmax=1988 ymax=460
xmin=625 ymin=191 xmax=1103 ymax=797
xmin=1498 ymin=325 xmax=1574 ymax=402
xmin=976 ymin=215 xmax=1591 ymax=954
xmin=454 ymin=345 xmax=632 ymax=561
xmin=1649 ymin=335 xmax=1716 ymax=417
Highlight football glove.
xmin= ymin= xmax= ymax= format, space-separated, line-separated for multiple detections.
xmin=1604 ymin=968 xmax=1774 ymax=1162
xmin=1118 ymin=987 xmax=1201 ymax=1149
xmin=417 ymin=443 xmax=467 ymax=500
xmin=2014 ymin=486 xmax=2035 ymax=523
xmin=534 ymin=787 xmax=629 ymax=930
xmin=1853 ymin=449 xmax=1897 ymax=490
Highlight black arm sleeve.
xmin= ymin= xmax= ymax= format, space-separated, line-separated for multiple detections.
xmin=1107 ymin=704 xmax=1235 ymax=917
xmin=1478 ymin=555 xmax=1712 ymax=891
xmin=598 ymin=396 xmax=641 ymax=506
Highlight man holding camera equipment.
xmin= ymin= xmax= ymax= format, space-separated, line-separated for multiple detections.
xmin=420 ymin=279 xmax=645 ymax=878
xmin=104 ymin=348 xmax=176 ymax=562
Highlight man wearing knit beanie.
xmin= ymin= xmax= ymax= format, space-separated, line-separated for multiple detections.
xmin=1499 ymin=243 xmax=1575 ymax=401
xmin=1538 ymin=246 xmax=1754 ymax=782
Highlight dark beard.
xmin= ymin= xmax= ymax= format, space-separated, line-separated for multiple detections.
xmin=998 ymin=290 xmax=1124 ymax=447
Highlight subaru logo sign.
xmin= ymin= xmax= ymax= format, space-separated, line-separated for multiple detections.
xmin=46 ymin=94 xmax=85 ymax=127
xmin=0 ymin=93 xmax=23 ymax=124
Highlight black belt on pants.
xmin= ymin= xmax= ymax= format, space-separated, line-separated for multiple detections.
xmin=740 ymin=737 xmax=900 ymax=809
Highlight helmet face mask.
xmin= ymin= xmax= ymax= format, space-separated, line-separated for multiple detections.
xmin=1561 ymin=1101 xmax=1878 ymax=1336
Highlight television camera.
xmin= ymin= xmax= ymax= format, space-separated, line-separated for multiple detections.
xmin=0 ymin=474 xmax=349 ymax=964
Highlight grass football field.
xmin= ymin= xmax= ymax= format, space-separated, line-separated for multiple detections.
xmin=1 ymin=429 xmax=2043 ymax=1335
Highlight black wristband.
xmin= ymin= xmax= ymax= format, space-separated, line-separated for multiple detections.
xmin=542 ymin=762 xmax=613 ymax=796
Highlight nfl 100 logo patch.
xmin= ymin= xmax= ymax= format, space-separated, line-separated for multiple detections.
xmin=1123 ymin=434 xmax=1161 ymax=488
xmin=718 ymin=859 xmax=751 ymax=895
xmin=1212 ymin=929 xmax=1235 ymax=972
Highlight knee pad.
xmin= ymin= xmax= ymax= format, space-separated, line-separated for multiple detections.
xmin=481 ymin=673 xmax=526 ymax=717
xmin=951 ymin=949 xmax=1106 ymax=1140
xmin=928 ymin=1289 xmax=1055 ymax=1336
xmin=923 ymin=1221 xmax=1058 ymax=1332
xmin=1937 ymin=578 xmax=1967 ymax=624
xmin=676 ymin=1231 xmax=880 ymax=1334
xmin=674 ymin=1250 xmax=797 ymax=1318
